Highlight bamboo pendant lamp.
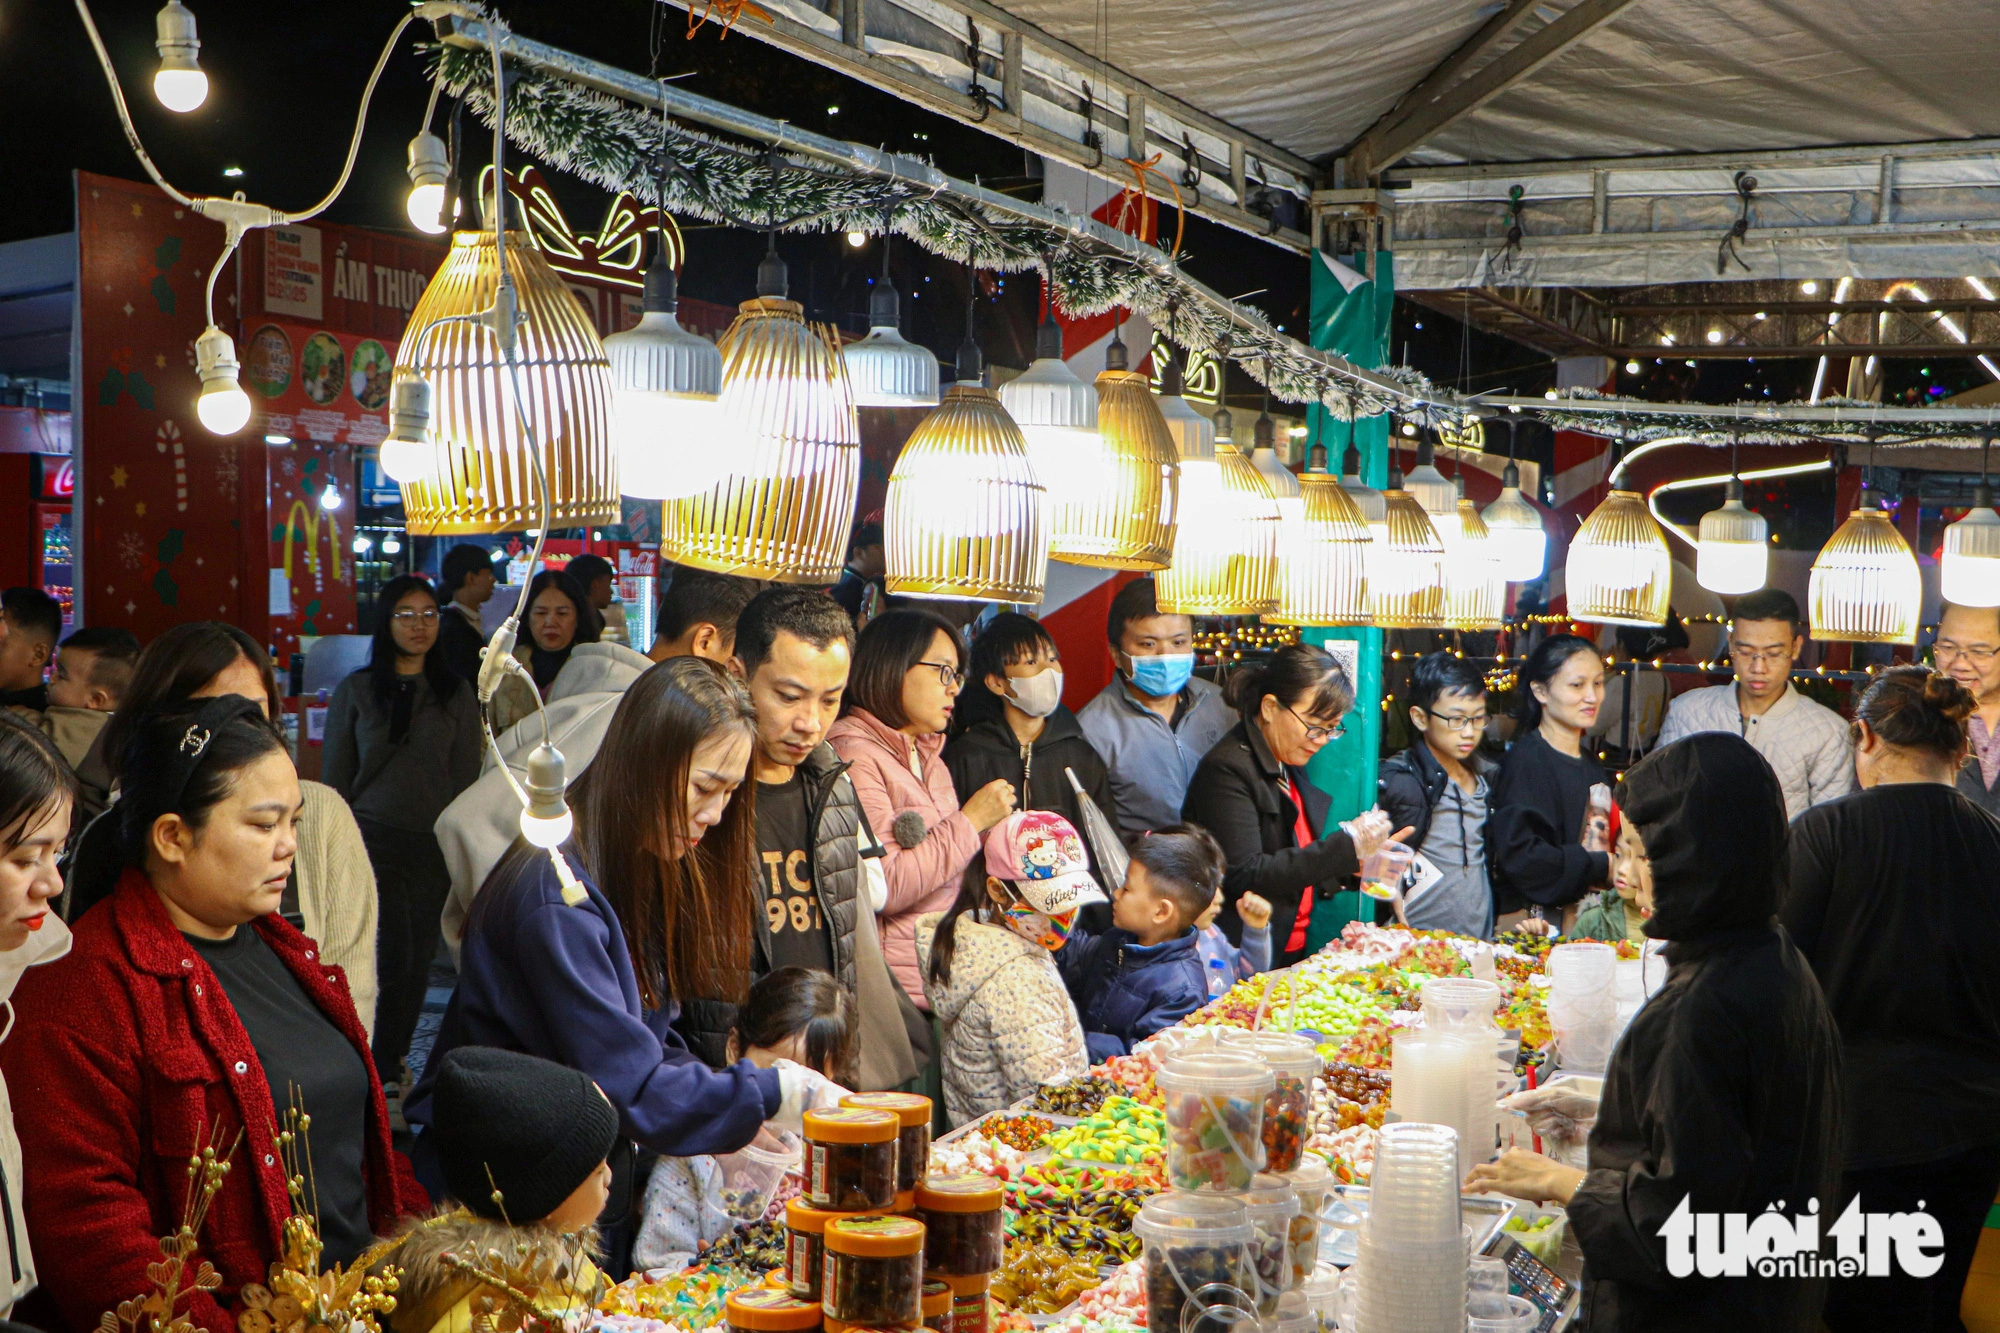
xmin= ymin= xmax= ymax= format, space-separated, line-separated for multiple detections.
xmin=1155 ymin=356 xmax=1277 ymax=616
xmin=1372 ymin=473 xmax=1448 ymax=629
xmin=395 ymin=228 xmax=618 ymax=533
xmin=1266 ymin=457 xmax=1371 ymax=628
xmin=1810 ymin=506 xmax=1921 ymax=644
xmin=1567 ymin=489 xmax=1673 ymax=627
xmin=1446 ymin=490 xmax=1506 ymax=631
xmin=884 ymin=385 xmax=1048 ymax=602
xmin=1058 ymin=333 xmax=1178 ymax=570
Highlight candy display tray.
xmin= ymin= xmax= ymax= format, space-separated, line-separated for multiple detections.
xmin=937 ymin=1107 xmax=1080 ymax=1145
xmin=1317 ymin=1185 xmax=1516 ymax=1267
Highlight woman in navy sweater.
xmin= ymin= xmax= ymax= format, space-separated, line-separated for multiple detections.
xmin=408 ymin=659 xmax=836 ymax=1229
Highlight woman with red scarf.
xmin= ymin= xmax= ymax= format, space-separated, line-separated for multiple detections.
xmin=1183 ymin=644 xmax=1404 ymax=966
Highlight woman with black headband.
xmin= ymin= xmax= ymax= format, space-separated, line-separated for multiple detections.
xmin=4 ymin=697 xmax=425 ymax=1333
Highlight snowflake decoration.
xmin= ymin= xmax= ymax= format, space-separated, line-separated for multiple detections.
xmin=213 ymin=449 xmax=239 ymax=503
xmin=118 ymin=532 xmax=145 ymax=570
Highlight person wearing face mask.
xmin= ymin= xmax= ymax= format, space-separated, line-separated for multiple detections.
xmin=1184 ymin=644 xmax=1405 ymax=967
xmin=1077 ymin=579 xmax=1237 ymax=839
xmin=946 ymin=615 xmax=1123 ymax=916
xmin=913 ymin=810 xmax=1095 ymax=1126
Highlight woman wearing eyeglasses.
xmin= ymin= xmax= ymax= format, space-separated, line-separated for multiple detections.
xmin=1184 ymin=643 xmax=1403 ymax=967
xmin=323 ymin=573 xmax=482 ymax=1086
xmin=828 ymin=610 xmax=1018 ymax=1015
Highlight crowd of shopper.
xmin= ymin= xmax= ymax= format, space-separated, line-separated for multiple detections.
xmin=0 ymin=559 xmax=1997 ymax=1331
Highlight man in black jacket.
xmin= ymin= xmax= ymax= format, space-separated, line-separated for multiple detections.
xmin=1378 ymin=652 xmax=1497 ymax=938
xmin=435 ymin=543 xmax=497 ymax=684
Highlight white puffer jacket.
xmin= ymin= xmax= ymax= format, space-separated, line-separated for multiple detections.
xmin=914 ymin=912 xmax=1088 ymax=1128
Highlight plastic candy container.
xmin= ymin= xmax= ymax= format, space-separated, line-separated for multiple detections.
xmin=824 ymin=1216 xmax=926 ymax=1329
xmin=915 ymin=1173 xmax=1004 ymax=1276
xmin=785 ymin=1198 xmax=859 ymax=1303
xmin=922 ymin=1280 xmax=955 ymax=1333
xmin=726 ymin=1284 xmax=825 ymax=1333
xmin=1223 ymin=1033 xmax=1322 ymax=1175
xmin=843 ymin=1092 xmax=934 ymax=1211
xmin=721 ymin=1128 xmax=807 ymax=1222
xmin=932 ymin=1271 xmax=990 ymax=1333
xmin=1236 ymin=1175 xmax=1302 ymax=1313
xmin=1278 ymin=1158 xmax=1331 ymax=1285
xmin=804 ymin=1108 xmax=902 ymax=1211
xmin=1295 ymin=1269 xmax=1343 ymax=1333
xmin=1156 ymin=1054 xmax=1274 ymax=1192
xmin=1133 ymin=1193 xmax=1255 ymax=1333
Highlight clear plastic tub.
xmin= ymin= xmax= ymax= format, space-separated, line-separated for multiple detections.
xmin=1221 ymin=1032 xmax=1322 ymax=1174
xmin=1294 ymin=1269 xmax=1342 ymax=1333
xmin=1261 ymin=1290 xmax=1315 ymax=1333
xmin=719 ymin=1126 xmax=805 ymax=1222
xmin=1237 ymin=1174 xmax=1301 ymax=1312
xmin=1467 ymin=1294 xmax=1541 ymax=1333
xmin=915 ymin=1173 xmax=1004 ymax=1277
xmin=726 ymin=1284 xmax=824 ymax=1333
xmin=1158 ymin=1053 xmax=1275 ymax=1192
xmin=1134 ymin=1192 xmax=1256 ymax=1333
xmin=1278 ymin=1157 xmax=1331 ymax=1285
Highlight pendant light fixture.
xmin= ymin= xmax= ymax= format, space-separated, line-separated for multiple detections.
xmin=395 ymin=189 xmax=618 ymax=534
xmin=152 ymin=1 xmax=207 ymax=114
xmin=884 ymin=285 xmax=1047 ymax=602
xmin=1247 ymin=379 xmax=1304 ymax=529
xmin=1338 ymin=423 xmax=1390 ymax=586
xmin=1447 ymin=473 xmax=1505 ymax=631
xmin=1567 ymin=472 xmax=1673 ymax=627
xmin=842 ymin=240 xmax=940 ymax=407
xmin=1942 ymin=434 xmax=2000 ymax=608
xmin=1155 ymin=340 xmax=1278 ymax=616
xmin=1481 ymin=416 xmax=1547 ymax=582
xmin=999 ymin=275 xmax=1107 ymax=558
xmin=1696 ymin=438 xmax=1770 ymax=594
xmin=601 ymin=229 xmax=727 ymax=501
xmin=665 ymin=231 xmax=861 ymax=583
xmin=1266 ymin=406 xmax=1371 ymax=628
xmin=1811 ymin=457 xmax=1921 ymax=644
xmin=1372 ymin=463 xmax=1448 ymax=629
xmin=1402 ymin=426 xmax=1458 ymax=545
xmin=1060 ymin=322 xmax=1178 ymax=569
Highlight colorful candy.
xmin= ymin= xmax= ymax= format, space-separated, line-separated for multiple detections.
xmin=1042 ymin=1097 xmax=1165 ymax=1167
xmin=982 ymin=1115 xmax=1054 ymax=1153
xmin=1031 ymin=1076 xmax=1117 ymax=1117
xmin=988 ymin=1242 xmax=1100 ymax=1315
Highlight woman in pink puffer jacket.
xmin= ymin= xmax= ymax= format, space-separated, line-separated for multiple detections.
xmin=827 ymin=610 xmax=1018 ymax=1008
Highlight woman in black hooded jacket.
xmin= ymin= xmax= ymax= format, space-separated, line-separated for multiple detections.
xmin=1468 ymin=732 xmax=1843 ymax=1333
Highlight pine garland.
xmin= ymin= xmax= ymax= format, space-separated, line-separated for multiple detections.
xmin=430 ymin=38 xmax=1444 ymax=423
xmin=1537 ymin=388 xmax=1994 ymax=445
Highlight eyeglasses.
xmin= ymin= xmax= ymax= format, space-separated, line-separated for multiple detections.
xmin=1729 ymin=645 xmax=1793 ymax=666
xmin=1424 ymin=709 xmax=1489 ymax=734
xmin=389 ymin=608 xmax=441 ymax=624
xmin=1286 ymin=702 xmax=1345 ymax=743
xmin=912 ymin=659 xmax=964 ymax=689
xmin=1935 ymin=639 xmax=2000 ymax=664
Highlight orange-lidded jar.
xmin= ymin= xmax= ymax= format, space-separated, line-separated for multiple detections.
xmin=929 ymin=1271 xmax=989 ymax=1333
xmin=822 ymin=1215 xmax=926 ymax=1329
xmin=726 ymin=1284 xmax=823 ymax=1333
xmin=842 ymin=1092 xmax=932 ymax=1209
xmin=913 ymin=1174 xmax=1003 ymax=1276
xmin=803 ymin=1107 xmax=901 ymax=1212
xmin=785 ymin=1197 xmax=860 ymax=1303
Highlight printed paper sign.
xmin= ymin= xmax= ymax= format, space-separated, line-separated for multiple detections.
xmin=264 ymin=225 xmax=324 ymax=321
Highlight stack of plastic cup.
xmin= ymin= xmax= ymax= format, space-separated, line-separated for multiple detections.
xmin=1420 ymin=977 xmax=1505 ymax=1168
xmin=1349 ymin=1123 xmax=1468 ymax=1333
xmin=1390 ymin=1028 xmax=1489 ymax=1179
xmin=1547 ymin=942 xmax=1619 ymax=1073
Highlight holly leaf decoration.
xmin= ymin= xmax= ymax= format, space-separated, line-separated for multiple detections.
xmin=125 ymin=370 xmax=156 ymax=411
xmin=98 ymin=365 xmax=127 ymax=407
xmin=158 ymin=529 xmax=185 ymax=565
xmin=155 ymin=236 xmax=182 ymax=270
xmin=151 ymin=274 xmax=176 ymax=316
xmin=154 ymin=568 xmax=179 ymax=607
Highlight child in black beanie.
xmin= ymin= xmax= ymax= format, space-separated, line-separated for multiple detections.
xmin=376 ymin=1047 xmax=621 ymax=1333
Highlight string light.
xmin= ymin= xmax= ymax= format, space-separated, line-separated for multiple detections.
xmin=152 ymin=1 xmax=207 ymax=113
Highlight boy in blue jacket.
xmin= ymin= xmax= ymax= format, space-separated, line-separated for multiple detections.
xmin=1058 ymin=824 xmax=1225 ymax=1061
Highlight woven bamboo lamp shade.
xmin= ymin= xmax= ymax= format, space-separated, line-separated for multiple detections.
xmin=1266 ymin=462 xmax=1371 ymax=627
xmin=1567 ymin=489 xmax=1673 ymax=627
xmin=1059 ymin=338 xmax=1178 ymax=570
xmin=1446 ymin=491 xmax=1505 ymax=631
xmin=884 ymin=385 xmax=1048 ymax=602
xmin=395 ymin=229 xmax=618 ymax=533
xmin=1371 ymin=475 xmax=1448 ymax=629
xmin=664 ymin=296 xmax=861 ymax=583
xmin=1155 ymin=390 xmax=1280 ymax=615
xmin=1810 ymin=506 xmax=1922 ymax=643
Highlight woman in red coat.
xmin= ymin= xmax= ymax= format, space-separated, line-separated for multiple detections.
xmin=4 ymin=697 xmax=424 ymax=1332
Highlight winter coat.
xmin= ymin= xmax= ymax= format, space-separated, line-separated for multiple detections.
xmin=376 ymin=1209 xmax=606 ymax=1333
xmin=1376 ymin=741 xmax=1496 ymax=853
xmin=322 ymin=669 xmax=483 ymax=834
xmin=1568 ymin=890 xmax=1639 ymax=945
xmin=681 ymin=743 xmax=919 ymax=1092
xmin=406 ymin=844 xmax=780 ymax=1160
xmin=943 ymin=709 xmax=1124 ymax=881
xmin=1486 ymin=727 xmax=1611 ymax=913
xmin=1182 ymin=718 xmax=1357 ymax=966
xmin=828 ymin=709 xmax=981 ymax=1008
xmin=62 ymin=779 xmax=381 ymax=1034
xmin=1568 ymin=733 xmax=1843 ymax=1333
xmin=0 ymin=911 xmax=70 ymax=1317
xmin=913 ymin=914 xmax=1088 ymax=1127
xmin=4 ymin=870 xmax=425 ymax=1333
xmin=436 ymin=642 xmax=655 ymax=958
xmin=1655 ymin=682 xmax=1855 ymax=821
xmin=1056 ymin=927 xmax=1207 ymax=1062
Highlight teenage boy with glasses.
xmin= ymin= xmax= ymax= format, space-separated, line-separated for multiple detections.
xmin=1378 ymin=652 xmax=1499 ymax=939
xmin=1656 ymin=588 xmax=1853 ymax=820
xmin=1935 ymin=601 xmax=2000 ymax=818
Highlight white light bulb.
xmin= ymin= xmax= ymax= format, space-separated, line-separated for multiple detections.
xmin=153 ymin=66 xmax=208 ymax=113
xmin=520 ymin=805 xmax=573 ymax=849
xmin=406 ymin=182 xmax=447 ymax=235
xmin=196 ymin=382 xmax=251 ymax=435
xmin=377 ymin=437 xmax=434 ymax=484
xmin=381 ymin=536 xmax=403 ymax=554
xmin=153 ymin=2 xmax=205 ymax=112
xmin=319 ymin=481 xmax=341 ymax=511
xmin=352 ymin=535 xmax=372 ymax=554
xmin=846 ymin=231 xmax=868 ymax=248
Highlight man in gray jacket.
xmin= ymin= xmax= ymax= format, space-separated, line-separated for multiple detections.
xmin=1655 ymin=588 xmax=1854 ymax=820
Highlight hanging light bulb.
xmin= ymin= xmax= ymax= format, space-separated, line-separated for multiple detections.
xmin=1696 ymin=478 xmax=1770 ymax=595
xmin=381 ymin=535 xmax=403 ymax=555
xmin=1248 ymin=403 xmax=1304 ymax=527
xmin=997 ymin=281 xmax=1111 ymax=561
xmin=602 ymin=239 xmax=727 ymax=500
xmin=1446 ymin=474 xmax=1505 ymax=631
xmin=1568 ymin=489 xmax=1673 ymax=626
xmin=1943 ymin=436 xmax=2000 ymax=607
xmin=1811 ymin=501 xmax=1921 ymax=643
xmin=519 ymin=743 xmax=573 ymax=849
xmin=376 ymin=373 xmax=435 ymax=484
xmin=395 ymin=194 xmax=618 ymax=533
xmin=666 ymin=231 xmax=861 ymax=583
xmin=1481 ymin=418 xmax=1546 ymax=582
xmin=1402 ymin=428 xmax=1458 ymax=543
xmin=1266 ymin=418 xmax=1371 ymax=627
xmin=193 ymin=325 xmax=251 ymax=435
xmin=1050 ymin=324 xmax=1178 ymax=569
xmin=152 ymin=1 xmax=207 ymax=114
xmin=1372 ymin=465 xmax=1448 ymax=629
xmin=842 ymin=243 xmax=940 ymax=407
xmin=405 ymin=131 xmax=450 ymax=234
xmin=1154 ymin=346 xmax=1277 ymax=615
xmin=319 ymin=480 xmax=342 ymax=511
